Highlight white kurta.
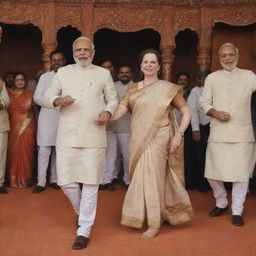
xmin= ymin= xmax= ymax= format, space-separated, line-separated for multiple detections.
xmin=34 ymin=71 xmax=59 ymax=146
xmin=42 ymin=64 xmax=118 ymax=185
xmin=200 ymin=68 xmax=256 ymax=182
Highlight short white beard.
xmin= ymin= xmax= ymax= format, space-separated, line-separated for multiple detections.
xmin=74 ymin=56 xmax=92 ymax=68
xmin=221 ymin=59 xmax=238 ymax=71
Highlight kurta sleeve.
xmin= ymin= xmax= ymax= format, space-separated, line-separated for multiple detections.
xmin=103 ymin=72 xmax=118 ymax=115
xmin=200 ymin=76 xmax=214 ymax=115
xmin=249 ymin=71 xmax=256 ymax=92
xmin=33 ymin=75 xmax=47 ymax=106
xmin=0 ymin=82 xmax=10 ymax=110
xmin=42 ymin=73 xmax=62 ymax=109
xmin=187 ymin=88 xmax=200 ymax=131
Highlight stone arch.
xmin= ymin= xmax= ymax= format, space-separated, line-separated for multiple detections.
xmin=172 ymin=29 xmax=199 ymax=86
xmin=93 ymin=28 xmax=161 ymax=81
xmin=0 ymin=22 xmax=43 ymax=80
xmin=56 ymin=25 xmax=82 ymax=65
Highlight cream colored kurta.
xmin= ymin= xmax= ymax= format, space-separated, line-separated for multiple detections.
xmin=200 ymin=68 xmax=256 ymax=182
xmin=42 ymin=64 xmax=118 ymax=185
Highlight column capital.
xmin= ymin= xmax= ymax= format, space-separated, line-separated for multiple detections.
xmin=42 ymin=43 xmax=57 ymax=72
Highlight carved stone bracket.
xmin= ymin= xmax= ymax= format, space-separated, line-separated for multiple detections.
xmin=42 ymin=43 xmax=57 ymax=72
xmin=197 ymin=46 xmax=211 ymax=71
xmin=160 ymin=46 xmax=175 ymax=81
xmin=174 ymin=9 xmax=200 ymax=34
xmin=213 ymin=6 xmax=256 ymax=26
xmin=94 ymin=6 xmax=162 ymax=33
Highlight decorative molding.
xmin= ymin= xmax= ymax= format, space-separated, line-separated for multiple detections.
xmin=175 ymin=9 xmax=200 ymax=34
xmin=213 ymin=6 xmax=256 ymax=26
xmin=94 ymin=6 xmax=162 ymax=32
xmin=0 ymin=2 xmax=43 ymax=29
xmin=55 ymin=6 xmax=82 ymax=31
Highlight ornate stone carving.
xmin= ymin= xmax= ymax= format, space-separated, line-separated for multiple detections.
xmin=0 ymin=2 xmax=43 ymax=29
xmin=94 ymin=6 xmax=162 ymax=33
xmin=175 ymin=9 xmax=200 ymax=33
xmin=42 ymin=43 xmax=57 ymax=72
xmin=161 ymin=46 xmax=175 ymax=81
xmin=55 ymin=6 xmax=82 ymax=31
xmin=213 ymin=6 xmax=256 ymax=26
xmin=197 ymin=46 xmax=211 ymax=71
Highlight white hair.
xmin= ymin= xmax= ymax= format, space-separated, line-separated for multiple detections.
xmin=219 ymin=42 xmax=239 ymax=56
xmin=72 ymin=36 xmax=95 ymax=51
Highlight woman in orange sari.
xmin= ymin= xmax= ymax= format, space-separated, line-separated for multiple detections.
xmin=7 ymin=72 xmax=36 ymax=188
xmin=112 ymin=49 xmax=194 ymax=238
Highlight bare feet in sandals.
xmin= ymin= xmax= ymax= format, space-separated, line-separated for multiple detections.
xmin=141 ymin=227 xmax=159 ymax=239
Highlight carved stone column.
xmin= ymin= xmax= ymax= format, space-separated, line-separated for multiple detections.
xmin=161 ymin=46 xmax=175 ymax=81
xmin=42 ymin=2 xmax=57 ymax=72
xmin=197 ymin=7 xmax=213 ymax=71
xmin=42 ymin=43 xmax=57 ymax=72
xmin=81 ymin=4 xmax=94 ymax=40
xmin=161 ymin=6 xmax=176 ymax=81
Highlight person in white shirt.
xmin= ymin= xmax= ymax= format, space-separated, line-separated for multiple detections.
xmin=33 ymin=51 xmax=66 ymax=193
xmin=200 ymin=43 xmax=256 ymax=226
xmin=187 ymin=70 xmax=211 ymax=192
xmin=43 ymin=37 xmax=118 ymax=250
xmin=107 ymin=65 xmax=133 ymax=188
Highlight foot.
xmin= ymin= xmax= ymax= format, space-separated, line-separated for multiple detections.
xmin=49 ymin=183 xmax=61 ymax=190
xmin=72 ymin=236 xmax=89 ymax=250
xmin=209 ymin=206 xmax=228 ymax=217
xmin=104 ymin=183 xmax=116 ymax=191
xmin=232 ymin=215 xmax=244 ymax=226
xmin=141 ymin=228 xmax=159 ymax=239
xmin=0 ymin=186 xmax=8 ymax=194
xmin=98 ymin=184 xmax=105 ymax=191
xmin=33 ymin=186 xmax=46 ymax=193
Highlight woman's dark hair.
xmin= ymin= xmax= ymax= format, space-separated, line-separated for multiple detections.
xmin=138 ymin=48 xmax=162 ymax=66
xmin=13 ymin=72 xmax=26 ymax=89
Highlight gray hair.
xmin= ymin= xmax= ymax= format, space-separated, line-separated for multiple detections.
xmin=219 ymin=42 xmax=239 ymax=56
xmin=72 ymin=36 xmax=95 ymax=51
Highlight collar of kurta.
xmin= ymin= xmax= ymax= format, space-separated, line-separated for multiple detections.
xmin=74 ymin=63 xmax=93 ymax=72
xmin=222 ymin=67 xmax=239 ymax=74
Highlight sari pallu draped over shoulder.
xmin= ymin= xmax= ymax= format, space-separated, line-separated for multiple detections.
xmin=121 ymin=80 xmax=194 ymax=228
xmin=7 ymin=90 xmax=36 ymax=188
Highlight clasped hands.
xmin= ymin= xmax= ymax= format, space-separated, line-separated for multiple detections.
xmin=169 ymin=132 xmax=183 ymax=155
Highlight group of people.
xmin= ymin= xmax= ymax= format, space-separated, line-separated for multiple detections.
xmin=0 ymin=36 xmax=256 ymax=251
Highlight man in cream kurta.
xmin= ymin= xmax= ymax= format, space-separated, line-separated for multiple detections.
xmin=200 ymin=43 xmax=256 ymax=226
xmin=0 ymin=79 xmax=10 ymax=194
xmin=33 ymin=51 xmax=65 ymax=193
xmin=43 ymin=37 xmax=118 ymax=250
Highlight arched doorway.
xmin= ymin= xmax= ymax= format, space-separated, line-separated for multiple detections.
xmin=0 ymin=23 xmax=43 ymax=80
xmin=93 ymin=28 xmax=161 ymax=81
xmin=56 ymin=25 xmax=81 ymax=65
xmin=172 ymin=29 xmax=199 ymax=87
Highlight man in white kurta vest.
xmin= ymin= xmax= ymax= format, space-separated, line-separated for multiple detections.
xmin=200 ymin=43 xmax=256 ymax=226
xmin=0 ymin=79 xmax=10 ymax=194
xmin=43 ymin=37 xmax=118 ymax=250
xmin=33 ymin=51 xmax=65 ymax=193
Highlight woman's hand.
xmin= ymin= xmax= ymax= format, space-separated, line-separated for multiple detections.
xmin=169 ymin=132 xmax=183 ymax=154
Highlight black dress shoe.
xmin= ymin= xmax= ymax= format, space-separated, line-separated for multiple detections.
xmin=0 ymin=186 xmax=8 ymax=194
xmin=209 ymin=206 xmax=228 ymax=217
xmin=72 ymin=236 xmax=89 ymax=250
xmin=50 ymin=183 xmax=61 ymax=190
xmin=232 ymin=215 xmax=244 ymax=226
xmin=33 ymin=186 xmax=46 ymax=193
xmin=98 ymin=184 xmax=105 ymax=191
xmin=104 ymin=183 xmax=116 ymax=191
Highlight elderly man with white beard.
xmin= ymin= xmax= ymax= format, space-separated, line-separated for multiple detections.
xmin=43 ymin=36 xmax=118 ymax=250
xmin=200 ymin=43 xmax=256 ymax=227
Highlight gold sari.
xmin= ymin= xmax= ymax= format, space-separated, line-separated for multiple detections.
xmin=120 ymin=80 xmax=194 ymax=228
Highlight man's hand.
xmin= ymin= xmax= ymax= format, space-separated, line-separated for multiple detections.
xmin=207 ymin=109 xmax=231 ymax=122
xmin=53 ymin=95 xmax=75 ymax=107
xmin=192 ymin=130 xmax=201 ymax=141
xmin=95 ymin=111 xmax=111 ymax=126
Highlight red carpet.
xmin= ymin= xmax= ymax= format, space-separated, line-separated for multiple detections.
xmin=1 ymin=185 xmax=256 ymax=256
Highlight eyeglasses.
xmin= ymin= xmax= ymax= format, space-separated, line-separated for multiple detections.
xmin=219 ymin=53 xmax=237 ymax=58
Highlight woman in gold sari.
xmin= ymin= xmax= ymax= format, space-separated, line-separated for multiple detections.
xmin=7 ymin=72 xmax=36 ymax=188
xmin=112 ymin=49 xmax=194 ymax=238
